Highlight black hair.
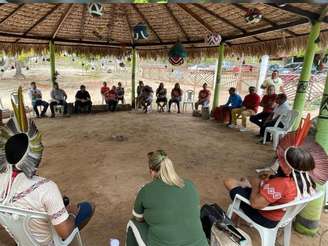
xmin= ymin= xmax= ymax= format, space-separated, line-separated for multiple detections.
xmin=5 ymin=133 xmax=28 ymax=165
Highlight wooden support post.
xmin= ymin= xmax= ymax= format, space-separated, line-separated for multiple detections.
xmin=292 ymin=21 xmax=321 ymax=129
xmin=212 ymin=44 xmax=224 ymax=110
xmin=49 ymin=40 xmax=56 ymax=86
xmin=131 ymin=47 xmax=136 ymax=107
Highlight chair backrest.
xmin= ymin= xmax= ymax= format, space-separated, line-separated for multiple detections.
xmin=183 ymin=90 xmax=194 ymax=103
xmin=283 ymin=110 xmax=300 ymax=131
xmin=0 ymin=204 xmax=59 ymax=246
xmin=274 ymin=191 xmax=323 ymax=228
xmin=10 ymin=92 xmax=19 ymax=105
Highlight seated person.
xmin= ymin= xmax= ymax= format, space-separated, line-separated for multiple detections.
xmin=229 ymin=86 xmax=261 ymax=132
xmin=259 ymin=93 xmax=290 ymax=141
xmin=105 ymin=85 xmax=118 ymax=112
xmin=195 ymin=83 xmax=211 ymax=111
xmin=50 ymin=82 xmax=68 ymax=118
xmin=213 ymin=87 xmax=242 ymax=124
xmin=224 ymin=147 xmax=316 ymax=229
xmin=101 ymin=81 xmax=109 ymax=104
xmin=28 ymin=81 xmax=49 ymax=118
xmin=0 ymin=100 xmax=95 ymax=245
xmin=156 ymin=83 xmax=167 ymax=112
xmin=140 ymin=85 xmax=153 ymax=113
xmin=136 ymin=80 xmax=144 ymax=108
xmin=168 ymin=83 xmax=182 ymax=113
xmin=74 ymin=85 xmax=92 ymax=114
xmin=117 ymin=82 xmax=125 ymax=104
xmin=250 ymin=85 xmax=277 ymax=130
xmin=126 ymin=150 xmax=207 ymax=246
xmin=261 ymin=70 xmax=285 ymax=94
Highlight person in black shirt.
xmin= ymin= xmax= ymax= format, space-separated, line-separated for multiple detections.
xmin=75 ymin=85 xmax=92 ymax=113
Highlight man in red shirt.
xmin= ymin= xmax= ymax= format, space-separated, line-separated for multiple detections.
xmin=229 ymin=86 xmax=261 ymax=131
xmin=105 ymin=85 xmax=118 ymax=112
xmin=195 ymin=83 xmax=211 ymax=110
xmin=250 ymin=85 xmax=277 ymax=130
xmin=100 ymin=81 xmax=109 ymax=104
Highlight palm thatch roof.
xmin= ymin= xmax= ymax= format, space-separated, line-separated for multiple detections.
xmin=0 ymin=3 xmax=328 ymax=58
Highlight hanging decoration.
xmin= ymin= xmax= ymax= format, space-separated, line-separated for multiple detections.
xmin=133 ymin=23 xmax=149 ymax=40
xmin=168 ymin=42 xmax=187 ymax=66
xmin=88 ymin=3 xmax=103 ymax=17
xmin=245 ymin=8 xmax=262 ymax=24
xmin=205 ymin=33 xmax=222 ymax=46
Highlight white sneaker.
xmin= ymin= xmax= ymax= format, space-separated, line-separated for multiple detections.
xmin=227 ymin=124 xmax=236 ymax=129
xmin=239 ymin=127 xmax=248 ymax=132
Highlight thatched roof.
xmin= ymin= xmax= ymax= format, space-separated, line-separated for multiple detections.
xmin=0 ymin=3 xmax=328 ymax=58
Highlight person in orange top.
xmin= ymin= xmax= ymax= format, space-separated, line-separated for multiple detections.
xmin=224 ymin=147 xmax=316 ymax=228
xmin=195 ymin=83 xmax=211 ymax=111
xmin=229 ymin=86 xmax=261 ymax=132
xmin=105 ymin=85 xmax=118 ymax=112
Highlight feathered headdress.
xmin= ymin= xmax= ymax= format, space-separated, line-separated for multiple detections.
xmin=0 ymin=87 xmax=43 ymax=178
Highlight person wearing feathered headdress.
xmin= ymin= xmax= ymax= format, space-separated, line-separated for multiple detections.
xmin=0 ymin=87 xmax=95 ymax=245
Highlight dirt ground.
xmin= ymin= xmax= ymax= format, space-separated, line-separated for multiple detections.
xmin=0 ymin=111 xmax=327 ymax=246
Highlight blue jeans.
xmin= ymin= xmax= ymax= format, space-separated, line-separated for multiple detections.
xmin=32 ymin=100 xmax=49 ymax=117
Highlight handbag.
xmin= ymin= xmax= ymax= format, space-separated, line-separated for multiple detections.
xmin=201 ymin=204 xmax=248 ymax=245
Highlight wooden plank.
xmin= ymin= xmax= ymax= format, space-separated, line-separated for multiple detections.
xmin=165 ymin=4 xmax=190 ymax=41
xmin=52 ymin=3 xmax=74 ymax=39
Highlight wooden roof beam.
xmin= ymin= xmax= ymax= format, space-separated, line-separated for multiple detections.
xmin=51 ymin=3 xmax=74 ymax=39
xmin=106 ymin=5 xmax=117 ymax=43
xmin=124 ymin=8 xmax=134 ymax=45
xmin=79 ymin=4 xmax=87 ymax=41
xmin=16 ymin=4 xmax=60 ymax=43
xmin=132 ymin=4 xmax=162 ymax=44
xmin=0 ymin=4 xmax=24 ymax=26
xmin=234 ymin=3 xmax=297 ymax=37
xmin=177 ymin=4 xmax=214 ymax=33
xmin=266 ymin=3 xmax=328 ymax=23
xmin=165 ymin=4 xmax=190 ymax=41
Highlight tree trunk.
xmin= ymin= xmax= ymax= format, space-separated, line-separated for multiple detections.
xmin=14 ymin=60 xmax=25 ymax=79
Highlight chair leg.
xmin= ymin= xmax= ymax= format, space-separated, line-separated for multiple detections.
xmin=272 ymin=132 xmax=279 ymax=150
xmin=283 ymin=222 xmax=292 ymax=246
xmin=263 ymin=130 xmax=268 ymax=144
xmin=259 ymin=228 xmax=278 ymax=246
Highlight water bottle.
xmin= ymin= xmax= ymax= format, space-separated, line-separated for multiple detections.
xmin=109 ymin=239 xmax=119 ymax=246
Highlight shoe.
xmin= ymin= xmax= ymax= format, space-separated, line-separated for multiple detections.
xmin=167 ymin=110 xmax=171 ymax=113
xmin=239 ymin=127 xmax=248 ymax=132
xmin=227 ymin=124 xmax=236 ymax=129
xmin=50 ymin=114 xmax=55 ymax=118
xmin=177 ymin=111 xmax=181 ymax=114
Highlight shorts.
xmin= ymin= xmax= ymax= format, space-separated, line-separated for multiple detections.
xmin=229 ymin=187 xmax=278 ymax=228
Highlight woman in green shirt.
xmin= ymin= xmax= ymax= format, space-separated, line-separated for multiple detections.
xmin=126 ymin=150 xmax=208 ymax=246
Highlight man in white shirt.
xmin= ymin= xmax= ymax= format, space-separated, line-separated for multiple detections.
xmin=27 ymin=82 xmax=49 ymax=118
xmin=50 ymin=82 xmax=68 ymax=117
xmin=261 ymin=70 xmax=285 ymax=94
xmin=258 ymin=93 xmax=291 ymax=141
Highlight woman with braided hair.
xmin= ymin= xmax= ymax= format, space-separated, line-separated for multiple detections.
xmin=126 ymin=150 xmax=207 ymax=246
xmin=224 ymin=146 xmax=316 ymax=229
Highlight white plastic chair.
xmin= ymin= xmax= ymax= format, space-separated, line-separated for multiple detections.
xmin=227 ymin=191 xmax=323 ymax=246
xmin=0 ymin=97 xmax=11 ymax=119
xmin=263 ymin=110 xmax=299 ymax=150
xmin=0 ymin=204 xmax=83 ymax=246
xmin=182 ymin=90 xmax=195 ymax=112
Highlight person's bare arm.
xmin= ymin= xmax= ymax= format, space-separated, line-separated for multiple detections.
xmin=249 ymin=177 xmax=270 ymax=209
xmin=54 ymin=216 xmax=76 ymax=240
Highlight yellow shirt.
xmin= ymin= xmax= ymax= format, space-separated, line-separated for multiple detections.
xmin=263 ymin=77 xmax=283 ymax=93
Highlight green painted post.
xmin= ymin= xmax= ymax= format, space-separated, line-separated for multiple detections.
xmin=131 ymin=47 xmax=136 ymax=107
xmin=292 ymin=21 xmax=321 ymax=129
xmin=49 ymin=40 xmax=56 ymax=86
xmin=212 ymin=44 xmax=224 ymax=110
xmin=315 ymin=74 xmax=328 ymax=153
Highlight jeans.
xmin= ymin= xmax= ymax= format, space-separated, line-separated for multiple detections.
xmin=168 ymin=98 xmax=181 ymax=112
xmin=107 ymin=100 xmax=118 ymax=112
xmin=32 ymin=100 xmax=49 ymax=117
xmin=250 ymin=112 xmax=272 ymax=128
xmin=75 ymin=100 xmax=92 ymax=113
xmin=50 ymin=100 xmax=68 ymax=116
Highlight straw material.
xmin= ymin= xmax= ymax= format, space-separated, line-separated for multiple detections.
xmin=0 ymin=3 xmax=327 ymax=58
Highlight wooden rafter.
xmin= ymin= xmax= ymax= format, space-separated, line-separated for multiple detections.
xmin=267 ymin=3 xmax=328 ymax=23
xmin=177 ymin=4 xmax=214 ymax=33
xmin=51 ymin=3 xmax=74 ymax=39
xmin=132 ymin=4 xmax=162 ymax=44
xmin=106 ymin=4 xmax=116 ymax=42
xmin=16 ymin=4 xmax=60 ymax=43
xmin=0 ymin=4 xmax=24 ymax=26
xmin=233 ymin=3 xmax=297 ymax=37
xmin=164 ymin=4 xmax=190 ymax=41
xmin=124 ymin=7 xmax=134 ymax=45
xmin=79 ymin=4 xmax=87 ymax=41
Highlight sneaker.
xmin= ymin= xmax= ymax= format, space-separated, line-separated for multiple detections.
xmin=50 ymin=114 xmax=55 ymax=118
xmin=227 ymin=124 xmax=236 ymax=129
xmin=239 ymin=127 xmax=248 ymax=132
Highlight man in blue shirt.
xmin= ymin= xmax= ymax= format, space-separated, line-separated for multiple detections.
xmin=213 ymin=87 xmax=242 ymax=124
